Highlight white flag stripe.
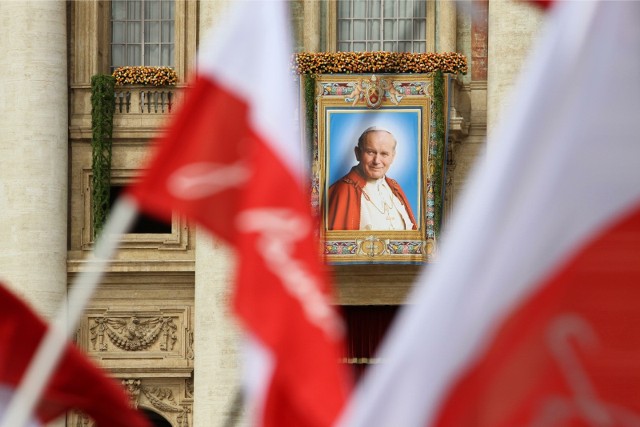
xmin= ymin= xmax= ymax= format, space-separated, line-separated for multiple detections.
xmin=198 ymin=1 xmax=303 ymax=181
xmin=241 ymin=334 xmax=274 ymax=427
xmin=0 ymin=387 xmax=39 ymax=427
xmin=339 ymin=1 xmax=640 ymax=426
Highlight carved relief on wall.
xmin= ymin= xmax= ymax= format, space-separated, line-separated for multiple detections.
xmin=69 ymin=377 xmax=193 ymax=427
xmin=82 ymin=308 xmax=192 ymax=360
xmin=90 ymin=315 xmax=177 ymax=352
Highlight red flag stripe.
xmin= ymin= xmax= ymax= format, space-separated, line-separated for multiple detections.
xmin=435 ymin=202 xmax=640 ymax=426
xmin=128 ymin=2 xmax=351 ymax=425
xmin=0 ymin=284 xmax=150 ymax=426
xmin=339 ymin=2 xmax=640 ymax=426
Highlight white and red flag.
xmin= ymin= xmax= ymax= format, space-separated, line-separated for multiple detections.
xmin=0 ymin=283 xmax=150 ymax=427
xmin=339 ymin=1 xmax=640 ymax=426
xmin=127 ymin=1 xmax=351 ymax=426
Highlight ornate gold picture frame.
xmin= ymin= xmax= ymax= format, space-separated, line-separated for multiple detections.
xmin=309 ymin=74 xmax=445 ymax=264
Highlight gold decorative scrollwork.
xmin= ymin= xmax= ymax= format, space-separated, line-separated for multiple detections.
xmin=356 ymin=236 xmax=388 ymax=257
xmin=344 ymin=75 xmax=403 ymax=109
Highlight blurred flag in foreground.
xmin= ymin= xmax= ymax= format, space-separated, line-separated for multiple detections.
xmin=339 ymin=1 xmax=640 ymax=426
xmin=127 ymin=1 xmax=350 ymax=426
xmin=0 ymin=283 xmax=150 ymax=427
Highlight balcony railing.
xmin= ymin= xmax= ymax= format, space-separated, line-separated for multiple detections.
xmin=114 ymin=87 xmax=177 ymax=114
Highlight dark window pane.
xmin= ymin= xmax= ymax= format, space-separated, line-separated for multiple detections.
xmin=109 ymin=186 xmax=172 ymax=234
xmin=342 ymin=305 xmax=399 ymax=382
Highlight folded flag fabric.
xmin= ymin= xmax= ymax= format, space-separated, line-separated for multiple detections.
xmin=0 ymin=283 xmax=150 ymax=427
xmin=339 ymin=1 xmax=640 ymax=426
xmin=127 ymin=1 xmax=351 ymax=426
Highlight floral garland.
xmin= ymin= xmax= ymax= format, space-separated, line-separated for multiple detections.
xmin=293 ymin=51 xmax=467 ymax=75
xmin=112 ymin=66 xmax=178 ymax=86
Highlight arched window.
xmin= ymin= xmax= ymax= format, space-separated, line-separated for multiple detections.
xmin=141 ymin=408 xmax=173 ymax=427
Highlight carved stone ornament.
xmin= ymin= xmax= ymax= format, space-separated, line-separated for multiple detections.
xmin=186 ymin=328 xmax=194 ymax=360
xmin=142 ymin=387 xmax=191 ymax=427
xmin=122 ymin=378 xmax=142 ymax=408
xmin=74 ymin=413 xmax=91 ymax=427
xmin=185 ymin=377 xmax=194 ymax=399
xmin=90 ymin=315 xmax=178 ymax=351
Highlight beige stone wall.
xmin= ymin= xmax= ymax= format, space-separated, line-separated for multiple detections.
xmin=195 ymin=3 xmax=245 ymax=427
xmin=194 ymin=233 xmax=244 ymax=426
xmin=437 ymin=0 xmax=457 ymax=53
xmin=487 ymin=0 xmax=544 ymax=142
xmin=0 ymin=0 xmax=68 ymax=319
xmin=301 ymin=0 xmax=322 ymax=52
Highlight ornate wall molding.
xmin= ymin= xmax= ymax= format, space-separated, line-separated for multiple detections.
xmin=70 ymin=377 xmax=193 ymax=427
xmin=81 ymin=306 xmax=193 ymax=365
xmin=90 ymin=315 xmax=178 ymax=352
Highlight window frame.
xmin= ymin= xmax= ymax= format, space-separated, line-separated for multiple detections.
xmin=328 ymin=0 xmax=435 ymax=53
xmin=104 ymin=0 xmax=196 ymax=83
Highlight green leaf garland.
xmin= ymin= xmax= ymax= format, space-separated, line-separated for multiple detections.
xmin=91 ymin=74 xmax=116 ymax=239
xmin=432 ymin=70 xmax=445 ymax=235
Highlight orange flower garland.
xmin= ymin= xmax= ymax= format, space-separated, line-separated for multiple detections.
xmin=112 ymin=66 xmax=178 ymax=86
xmin=293 ymin=51 xmax=467 ymax=75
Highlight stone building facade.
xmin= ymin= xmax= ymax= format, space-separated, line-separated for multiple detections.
xmin=0 ymin=1 xmax=543 ymax=425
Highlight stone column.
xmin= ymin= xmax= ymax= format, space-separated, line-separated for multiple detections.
xmin=486 ymin=0 xmax=544 ymax=143
xmin=303 ymin=0 xmax=322 ymax=52
xmin=194 ymin=5 xmax=243 ymax=427
xmin=436 ymin=0 xmax=457 ymax=52
xmin=194 ymin=232 xmax=242 ymax=426
xmin=0 ymin=1 xmax=68 ymax=319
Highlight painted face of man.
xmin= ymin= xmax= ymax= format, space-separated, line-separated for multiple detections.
xmin=355 ymin=130 xmax=397 ymax=181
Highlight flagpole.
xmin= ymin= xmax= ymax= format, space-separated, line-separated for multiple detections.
xmin=0 ymin=195 xmax=139 ymax=427
xmin=221 ymin=389 xmax=244 ymax=427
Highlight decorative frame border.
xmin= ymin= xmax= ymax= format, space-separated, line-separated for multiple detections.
xmin=311 ymin=74 xmax=444 ymax=264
